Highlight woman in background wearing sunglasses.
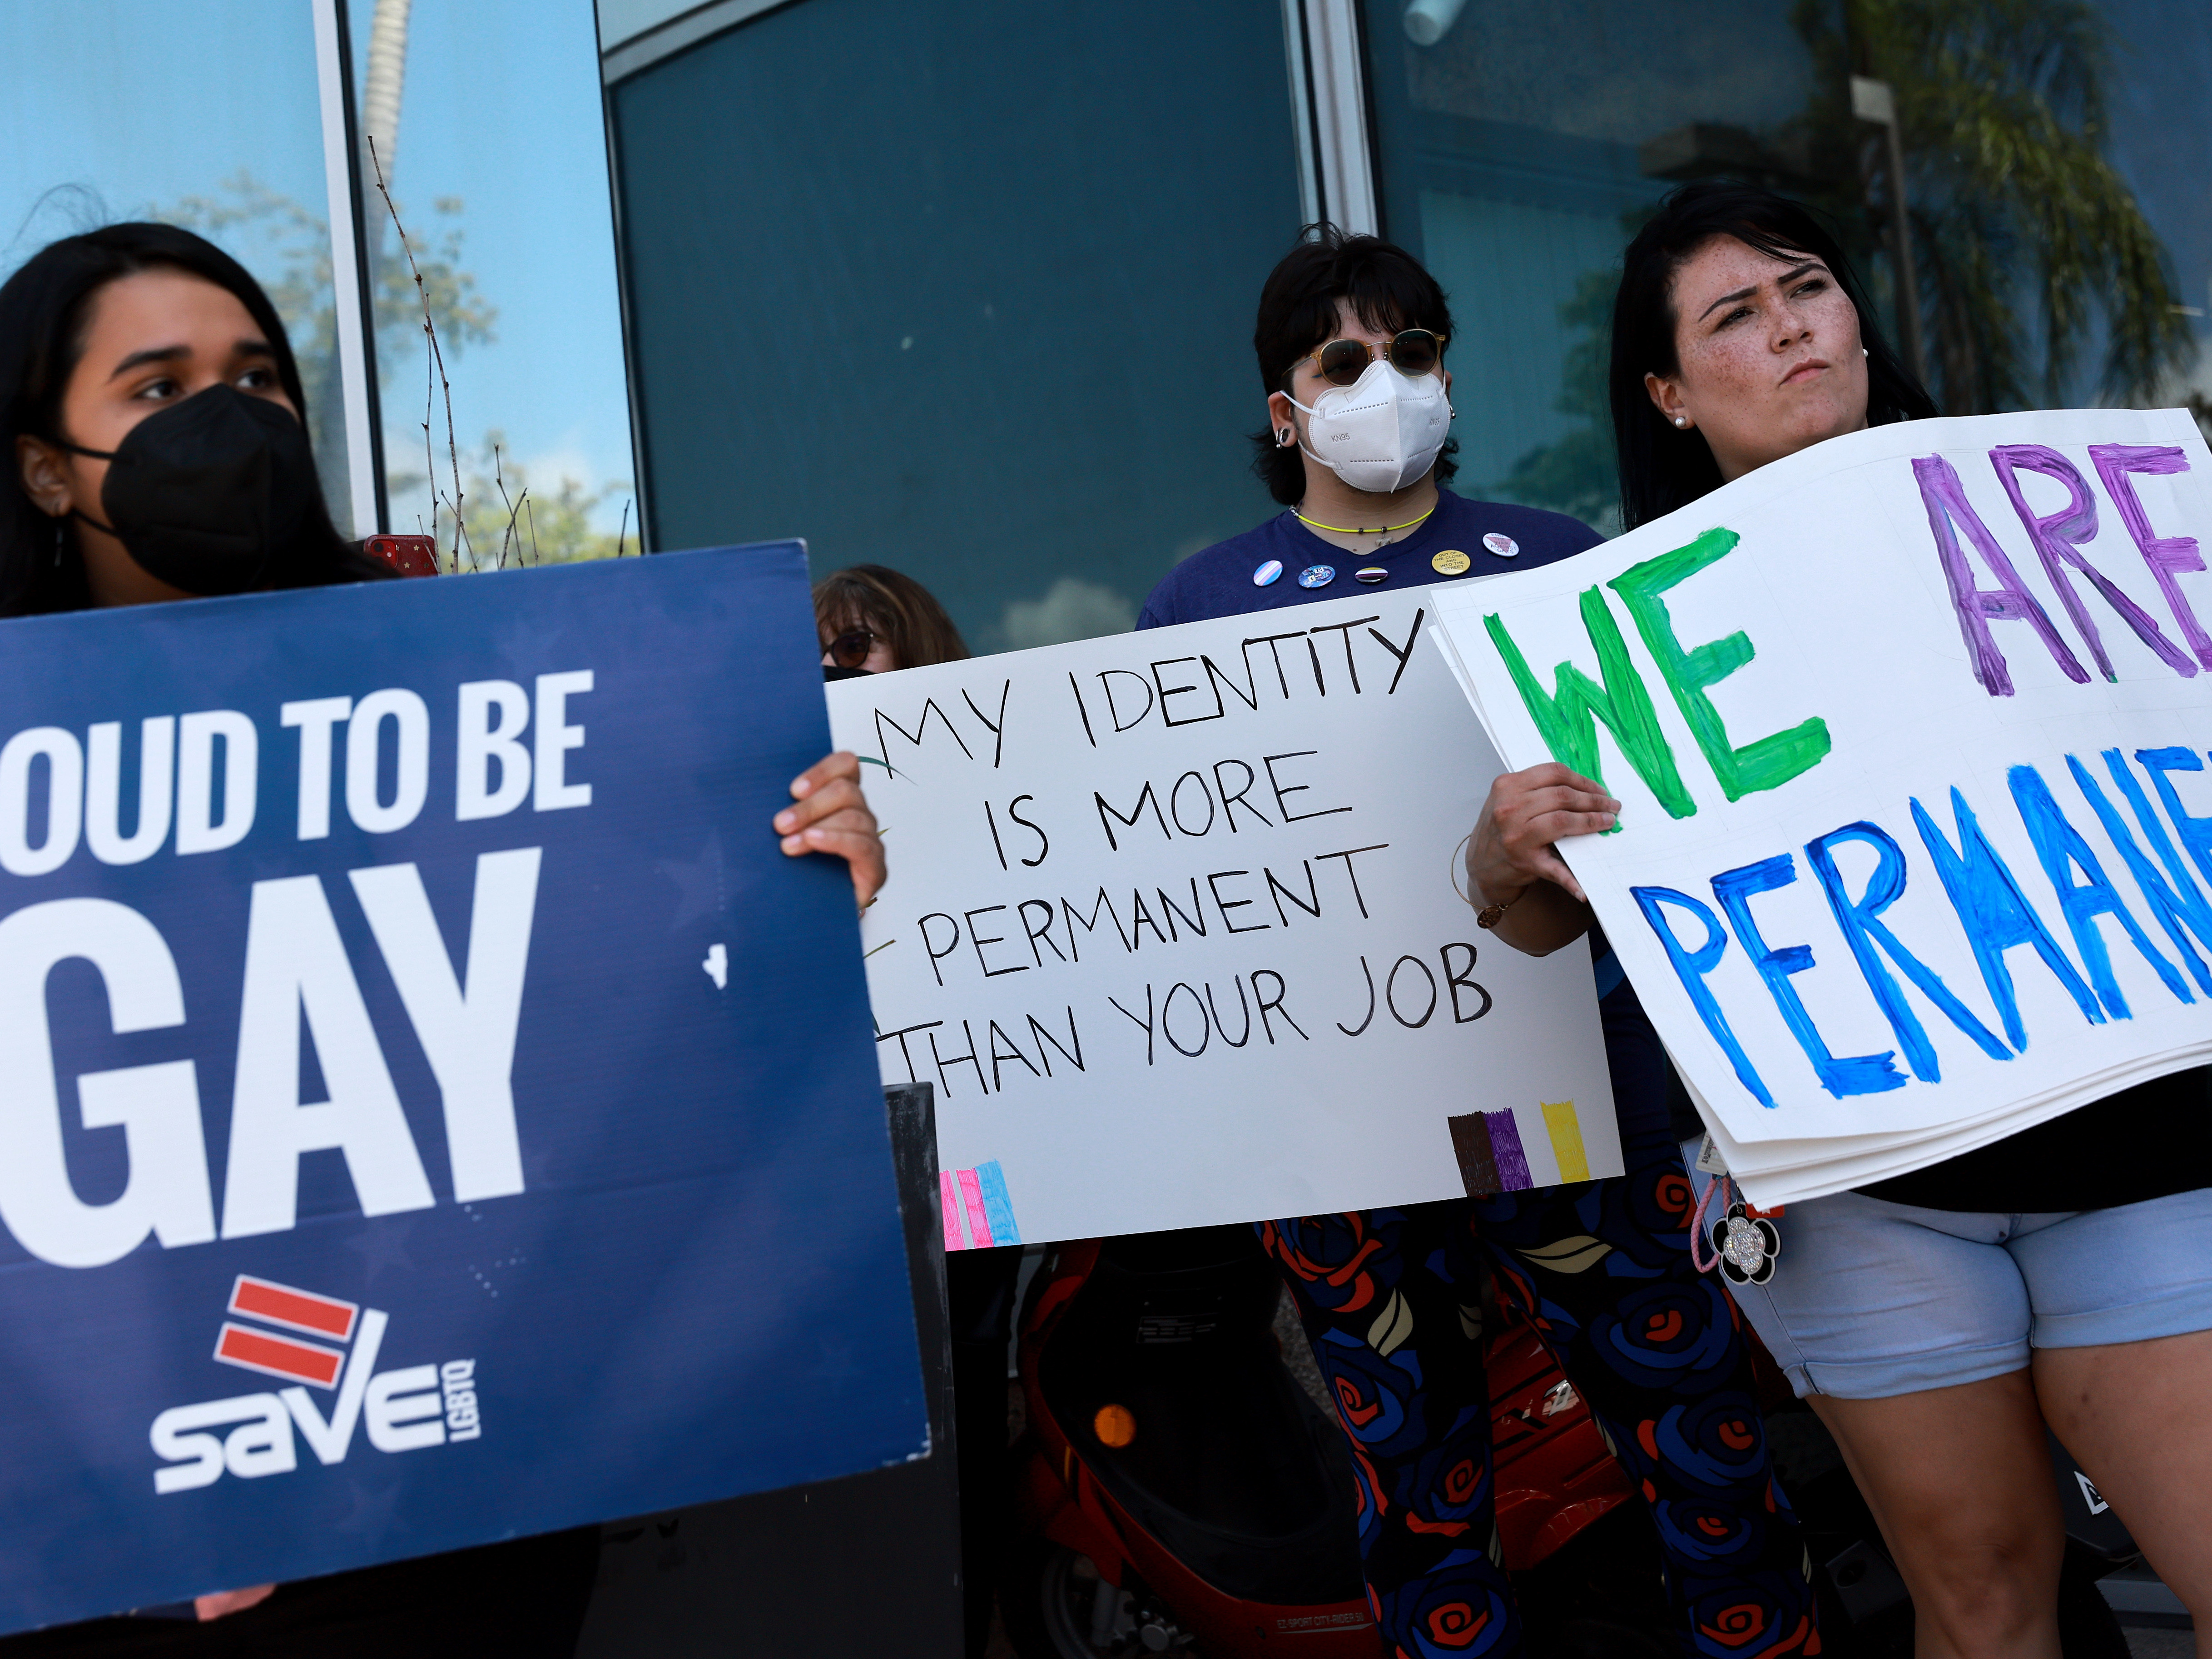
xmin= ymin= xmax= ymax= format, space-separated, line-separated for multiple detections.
xmin=816 ymin=563 xmax=969 ymax=676
xmin=1134 ymin=227 xmax=1819 ymax=1657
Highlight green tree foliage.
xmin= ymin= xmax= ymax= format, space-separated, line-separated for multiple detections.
xmin=1494 ymin=0 xmax=2195 ymax=524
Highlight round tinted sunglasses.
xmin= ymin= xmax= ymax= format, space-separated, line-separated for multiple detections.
xmin=825 ymin=627 xmax=879 ymax=670
xmin=1299 ymin=328 xmax=1447 ymax=387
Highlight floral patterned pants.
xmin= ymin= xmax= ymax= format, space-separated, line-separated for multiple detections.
xmin=1257 ymin=1130 xmax=1820 ymax=1659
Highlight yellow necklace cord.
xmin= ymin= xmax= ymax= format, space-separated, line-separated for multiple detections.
xmin=1292 ymin=504 xmax=1439 ymax=536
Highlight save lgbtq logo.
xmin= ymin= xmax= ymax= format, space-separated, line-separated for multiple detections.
xmin=150 ymin=1275 xmax=480 ymax=1495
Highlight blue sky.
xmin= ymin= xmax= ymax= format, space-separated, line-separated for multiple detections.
xmin=0 ymin=0 xmax=634 ymax=536
xmin=0 ymin=7 xmax=327 ymax=251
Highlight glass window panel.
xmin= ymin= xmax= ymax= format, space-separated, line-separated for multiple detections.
xmin=606 ymin=0 xmax=1306 ymax=649
xmin=0 ymin=3 xmax=360 ymax=531
xmin=1364 ymin=0 xmax=1844 ymax=532
xmin=351 ymin=0 xmax=636 ymax=566
xmin=2096 ymin=0 xmax=2212 ymax=413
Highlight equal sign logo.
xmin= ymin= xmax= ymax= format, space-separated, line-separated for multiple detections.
xmin=940 ymin=1161 xmax=1020 ymax=1252
xmin=211 ymin=1276 xmax=361 ymax=1391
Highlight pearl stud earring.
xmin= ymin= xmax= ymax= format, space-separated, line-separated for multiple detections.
xmin=1673 ymin=415 xmax=1689 ymax=428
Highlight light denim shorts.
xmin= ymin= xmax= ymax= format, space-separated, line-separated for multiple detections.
xmin=1685 ymin=1148 xmax=2212 ymax=1399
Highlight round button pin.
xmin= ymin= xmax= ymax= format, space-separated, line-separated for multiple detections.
xmin=1483 ymin=532 xmax=1520 ymax=558
xmin=1252 ymin=559 xmax=1283 ymax=586
xmin=1431 ymin=549 xmax=1471 ymax=576
xmin=1298 ymin=565 xmax=1336 ymax=589
xmin=1355 ymin=566 xmax=1388 ymax=584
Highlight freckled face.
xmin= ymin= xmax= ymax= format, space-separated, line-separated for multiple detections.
xmin=1646 ymin=235 xmax=1870 ymax=482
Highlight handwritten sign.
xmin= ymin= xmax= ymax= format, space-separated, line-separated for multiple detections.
xmin=0 ymin=545 xmax=923 ymax=1633
xmin=828 ymin=586 xmax=1618 ymax=1245
xmin=1435 ymin=410 xmax=2212 ymax=1202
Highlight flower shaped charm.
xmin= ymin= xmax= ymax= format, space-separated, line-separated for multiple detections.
xmin=1711 ymin=1205 xmax=1781 ymax=1286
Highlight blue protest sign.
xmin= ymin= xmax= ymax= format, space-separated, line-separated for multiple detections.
xmin=0 ymin=542 xmax=924 ymax=1633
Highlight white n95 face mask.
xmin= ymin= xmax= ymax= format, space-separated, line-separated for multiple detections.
xmin=1289 ymin=358 xmax=1452 ymax=494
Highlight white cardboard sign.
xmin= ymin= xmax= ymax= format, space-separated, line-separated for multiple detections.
xmin=1433 ymin=410 xmax=2212 ymax=1204
xmin=828 ymin=585 xmax=1619 ymax=1247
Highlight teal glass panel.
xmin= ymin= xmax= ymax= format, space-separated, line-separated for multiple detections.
xmin=608 ymin=0 xmax=1306 ymax=649
xmin=1364 ymin=0 xmax=1839 ymax=533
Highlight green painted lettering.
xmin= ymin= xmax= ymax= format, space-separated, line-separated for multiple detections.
xmin=1483 ymin=588 xmax=1698 ymax=823
xmin=1608 ymin=527 xmax=1830 ymax=803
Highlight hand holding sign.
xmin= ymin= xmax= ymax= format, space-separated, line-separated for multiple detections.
xmin=775 ymin=749 xmax=887 ymax=909
xmin=1469 ymin=760 xmax=1619 ymax=911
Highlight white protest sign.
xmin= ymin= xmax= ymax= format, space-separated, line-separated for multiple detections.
xmin=1433 ymin=409 xmax=2212 ymax=1204
xmin=828 ymin=585 xmax=1619 ymax=1246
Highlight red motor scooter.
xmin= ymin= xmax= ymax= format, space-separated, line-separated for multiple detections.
xmin=1000 ymin=1223 xmax=1643 ymax=1659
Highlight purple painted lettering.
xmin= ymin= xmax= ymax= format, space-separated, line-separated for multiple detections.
xmin=1913 ymin=453 xmax=2088 ymax=696
xmin=1989 ymin=445 xmax=2194 ymax=680
xmin=2089 ymin=444 xmax=2212 ymax=671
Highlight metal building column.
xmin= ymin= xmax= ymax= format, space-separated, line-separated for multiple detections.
xmin=312 ymin=0 xmax=387 ymax=536
xmin=1299 ymin=0 xmax=1379 ymax=236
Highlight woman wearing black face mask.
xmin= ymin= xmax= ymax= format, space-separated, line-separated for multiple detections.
xmin=1 ymin=224 xmax=392 ymax=611
xmin=0 ymin=224 xmax=883 ymax=1653
xmin=3 ymin=224 xmax=885 ymax=912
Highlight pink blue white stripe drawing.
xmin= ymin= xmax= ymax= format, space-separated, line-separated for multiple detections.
xmin=940 ymin=1160 xmax=1020 ymax=1251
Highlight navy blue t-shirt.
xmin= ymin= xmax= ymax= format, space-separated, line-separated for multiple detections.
xmin=1135 ymin=487 xmax=1680 ymax=1145
xmin=1136 ymin=488 xmax=1599 ymax=626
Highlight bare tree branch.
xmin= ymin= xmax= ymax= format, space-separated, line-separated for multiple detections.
xmin=367 ymin=135 xmax=476 ymax=572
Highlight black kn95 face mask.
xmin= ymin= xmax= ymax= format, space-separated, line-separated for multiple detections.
xmin=61 ymin=382 xmax=320 ymax=596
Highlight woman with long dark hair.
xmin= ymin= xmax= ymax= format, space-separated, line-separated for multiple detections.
xmin=0 ymin=223 xmax=392 ymax=612
xmin=1470 ymin=179 xmax=2212 ymax=1657
xmin=0 ymin=221 xmax=883 ymax=1652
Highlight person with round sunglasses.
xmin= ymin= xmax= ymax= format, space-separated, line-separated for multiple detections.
xmin=0 ymin=222 xmax=883 ymax=1654
xmin=1475 ymin=179 xmax=2212 ymax=1659
xmin=1136 ymin=233 xmax=1598 ymax=624
xmin=1136 ymin=225 xmax=1820 ymax=1656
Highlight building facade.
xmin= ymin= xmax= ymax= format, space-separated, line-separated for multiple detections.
xmin=600 ymin=0 xmax=2212 ymax=648
xmin=1 ymin=0 xmax=2204 ymax=638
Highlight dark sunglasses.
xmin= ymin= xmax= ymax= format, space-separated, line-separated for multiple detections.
xmin=825 ymin=627 xmax=879 ymax=670
xmin=1299 ymin=328 xmax=1447 ymax=387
